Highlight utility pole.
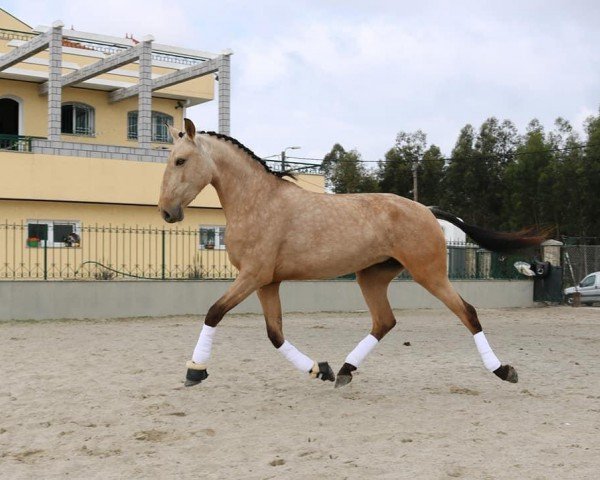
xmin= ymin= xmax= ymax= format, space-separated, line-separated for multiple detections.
xmin=281 ymin=146 xmax=301 ymax=172
xmin=412 ymin=159 xmax=418 ymax=202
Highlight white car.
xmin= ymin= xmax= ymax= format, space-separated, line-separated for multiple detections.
xmin=564 ymin=271 xmax=600 ymax=306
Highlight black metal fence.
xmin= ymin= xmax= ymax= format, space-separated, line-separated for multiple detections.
xmin=0 ymin=221 xmax=534 ymax=281
xmin=433 ymin=242 xmax=521 ymax=280
xmin=1 ymin=222 xmax=236 ymax=280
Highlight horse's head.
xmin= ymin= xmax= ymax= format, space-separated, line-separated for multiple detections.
xmin=158 ymin=118 xmax=214 ymax=223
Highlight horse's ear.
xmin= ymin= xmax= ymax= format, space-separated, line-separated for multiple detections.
xmin=184 ymin=118 xmax=196 ymax=140
xmin=167 ymin=124 xmax=181 ymax=141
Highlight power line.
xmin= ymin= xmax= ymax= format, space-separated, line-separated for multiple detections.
xmin=277 ymin=141 xmax=599 ymax=167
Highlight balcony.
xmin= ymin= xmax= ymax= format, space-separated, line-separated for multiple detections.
xmin=0 ymin=134 xmax=38 ymax=152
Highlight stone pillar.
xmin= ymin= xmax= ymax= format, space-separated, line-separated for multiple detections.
xmin=541 ymin=239 xmax=563 ymax=266
xmin=465 ymin=245 xmax=477 ymax=278
xmin=47 ymin=21 xmax=64 ymax=142
xmin=477 ymin=249 xmax=492 ymax=279
xmin=218 ymin=51 xmax=232 ymax=135
xmin=138 ymin=36 xmax=154 ymax=149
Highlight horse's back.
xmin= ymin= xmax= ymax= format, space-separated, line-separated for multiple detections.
xmin=270 ymin=189 xmax=445 ymax=280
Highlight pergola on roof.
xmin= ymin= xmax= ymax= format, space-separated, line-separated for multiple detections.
xmin=0 ymin=20 xmax=232 ymax=143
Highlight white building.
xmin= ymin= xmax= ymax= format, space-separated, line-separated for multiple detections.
xmin=438 ymin=219 xmax=467 ymax=244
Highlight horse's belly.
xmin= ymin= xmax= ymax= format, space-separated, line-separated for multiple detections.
xmin=274 ymin=244 xmax=389 ymax=280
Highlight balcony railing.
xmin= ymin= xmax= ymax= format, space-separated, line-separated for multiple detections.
xmin=0 ymin=28 xmax=206 ymax=66
xmin=0 ymin=135 xmax=37 ymax=152
xmin=0 ymin=28 xmax=36 ymax=42
xmin=264 ymin=160 xmax=323 ymax=175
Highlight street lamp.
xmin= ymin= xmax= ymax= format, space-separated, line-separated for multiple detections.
xmin=281 ymin=146 xmax=301 ymax=171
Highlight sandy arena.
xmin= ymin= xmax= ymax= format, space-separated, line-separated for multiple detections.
xmin=1 ymin=306 xmax=599 ymax=479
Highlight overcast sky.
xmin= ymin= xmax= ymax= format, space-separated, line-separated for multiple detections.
xmin=5 ymin=0 xmax=600 ymax=163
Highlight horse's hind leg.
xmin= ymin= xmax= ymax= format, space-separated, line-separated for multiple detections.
xmin=335 ymin=259 xmax=404 ymax=388
xmin=257 ymin=282 xmax=334 ymax=382
xmin=408 ymin=259 xmax=518 ymax=384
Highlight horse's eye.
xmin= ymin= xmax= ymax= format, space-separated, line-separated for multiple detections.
xmin=175 ymin=158 xmax=187 ymax=166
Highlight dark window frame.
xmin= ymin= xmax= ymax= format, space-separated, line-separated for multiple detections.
xmin=127 ymin=110 xmax=174 ymax=143
xmin=61 ymin=103 xmax=95 ymax=136
xmin=26 ymin=220 xmax=81 ymax=248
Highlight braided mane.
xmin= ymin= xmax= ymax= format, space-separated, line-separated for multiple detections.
xmin=199 ymin=131 xmax=296 ymax=180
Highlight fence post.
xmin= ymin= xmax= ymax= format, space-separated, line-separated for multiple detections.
xmin=43 ymin=239 xmax=48 ymax=280
xmin=541 ymin=239 xmax=563 ymax=266
xmin=465 ymin=245 xmax=477 ymax=278
xmin=161 ymin=229 xmax=166 ymax=280
xmin=477 ymin=249 xmax=492 ymax=279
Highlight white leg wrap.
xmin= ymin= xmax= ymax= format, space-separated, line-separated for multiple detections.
xmin=192 ymin=324 xmax=216 ymax=365
xmin=473 ymin=331 xmax=502 ymax=372
xmin=277 ymin=340 xmax=315 ymax=373
xmin=345 ymin=334 xmax=379 ymax=368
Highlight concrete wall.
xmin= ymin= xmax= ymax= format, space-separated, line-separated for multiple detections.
xmin=0 ymin=279 xmax=535 ymax=321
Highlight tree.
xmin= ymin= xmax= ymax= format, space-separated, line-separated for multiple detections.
xmin=441 ymin=119 xmax=520 ymax=228
xmin=580 ymin=110 xmax=600 ymax=237
xmin=545 ymin=118 xmax=585 ymax=237
xmin=321 ymin=143 xmax=378 ymax=193
xmin=377 ymin=130 xmax=426 ymax=200
xmin=474 ymin=118 xmax=519 ymax=229
xmin=418 ymin=145 xmax=445 ymax=206
xmin=440 ymin=124 xmax=477 ymax=221
xmin=504 ymin=119 xmax=555 ymax=230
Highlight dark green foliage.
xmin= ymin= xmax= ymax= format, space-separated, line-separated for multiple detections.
xmin=322 ymin=143 xmax=378 ymax=194
xmin=418 ymin=145 xmax=445 ymax=206
xmin=323 ymin=108 xmax=600 ymax=237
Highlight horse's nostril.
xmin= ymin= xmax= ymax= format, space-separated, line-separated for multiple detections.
xmin=162 ymin=210 xmax=171 ymax=221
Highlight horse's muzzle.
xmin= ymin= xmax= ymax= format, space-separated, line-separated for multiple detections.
xmin=161 ymin=206 xmax=183 ymax=223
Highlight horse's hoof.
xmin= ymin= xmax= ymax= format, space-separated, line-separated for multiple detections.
xmin=310 ymin=362 xmax=335 ymax=382
xmin=493 ymin=364 xmax=518 ymax=383
xmin=335 ymin=374 xmax=352 ymax=388
xmin=185 ymin=361 xmax=209 ymax=387
xmin=335 ymin=362 xmax=356 ymax=388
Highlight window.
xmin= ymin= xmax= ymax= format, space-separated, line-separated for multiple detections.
xmin=127 ymin=111 xmax=174 ymax=143
xmin=27 ymin=220 xmax=81 ymax=247
xmin=580 ymin=275 xmax=596 ymax=288
xmin=199 ymin=226 xmax=226 ymax=250
xmin=61 ymin=103 xmax=95 ymax=136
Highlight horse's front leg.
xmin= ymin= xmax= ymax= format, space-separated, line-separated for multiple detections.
xmin=336 ymin=261 xmax=403 ymax=388
xmin=185 ymin=272 xmax=262 ymax=386
xmin=257 ymin=282 xmax=334 ymax=382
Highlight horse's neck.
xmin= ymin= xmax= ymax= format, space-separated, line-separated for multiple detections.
xmin=209 ymin=142 xmax=279 ymax=221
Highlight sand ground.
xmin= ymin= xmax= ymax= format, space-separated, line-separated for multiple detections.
xmin=1 ymin=306 xmax=599 ymax=479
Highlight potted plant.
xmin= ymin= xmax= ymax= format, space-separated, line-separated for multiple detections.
xmin=26 ymin=236 xmax=40 ymax=247
xmin=205 ymin=242 xmax=215 ymax=250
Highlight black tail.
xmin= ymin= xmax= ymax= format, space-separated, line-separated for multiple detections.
xmin=429 ymin=207 xmax=549 ymax=253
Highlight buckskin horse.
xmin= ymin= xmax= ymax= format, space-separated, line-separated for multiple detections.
xmin=158 ymin=119 xmax=545 ymax=388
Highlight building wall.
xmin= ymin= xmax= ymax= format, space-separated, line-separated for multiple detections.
xmin=0 ymin=150 xmax=324 ymax=206
xmin=0 ymin=78 xmax=186 ymax=144
xmin=0 ymin=9 xmax=31 ymax=31
xmin=0 ymin=150 xmax=218 ymax=206
xmin=0 ymin=199 xmax=225 ymax=227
